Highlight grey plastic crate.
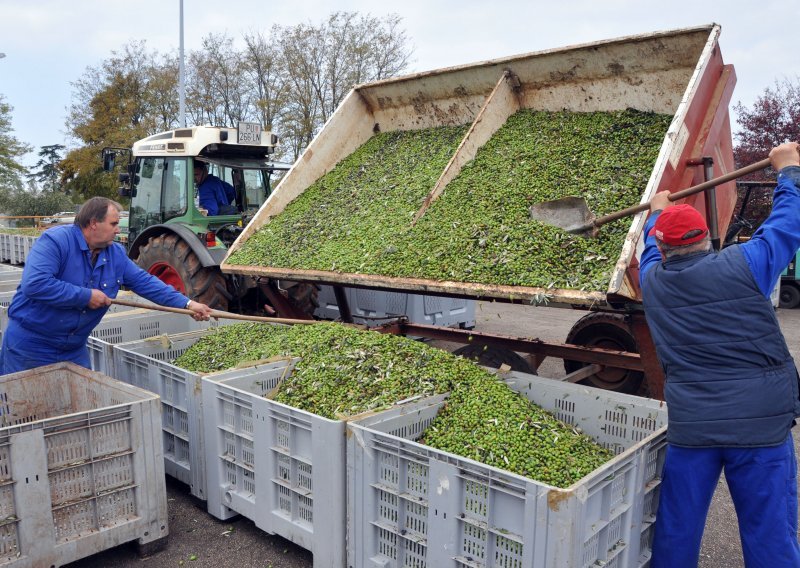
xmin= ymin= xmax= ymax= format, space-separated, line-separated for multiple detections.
xmin=87 ymin=308 xmax=214 ymax=376
xmin=9 ymin=235 xmax=33 ymax=265
xmin=0 ymin=234 xmax=11 ymax=262
xmin=315 ymin=285 xmax=475 ymax=328
xmin=0 ymin=362 xmax=167 ymax=566
xmin=347 ymin=372 xmax=667 ymax=568
xmin=111 ymin=325 xmax=257 ymax=501
xmin=203 ymin=361 xmax=406 ymax=568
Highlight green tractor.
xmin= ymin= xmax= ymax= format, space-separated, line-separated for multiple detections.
xmin=103 ymin=123 xmax=316 ymax=315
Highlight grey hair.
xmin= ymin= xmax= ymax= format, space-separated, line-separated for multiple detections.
xmin=74 ymin=197 xmax=122 ymax=228
xmin=657 ymin=236 xmax=712 ymax=259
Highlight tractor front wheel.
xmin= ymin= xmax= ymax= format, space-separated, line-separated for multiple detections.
xmin=136 ymin=234 xmax=232 ymax=311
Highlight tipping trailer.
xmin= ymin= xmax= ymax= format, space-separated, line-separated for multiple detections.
xmin=222 ymin=24 xmax=738 ymax=398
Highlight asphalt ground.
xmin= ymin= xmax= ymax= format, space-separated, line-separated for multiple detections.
xmin=64 ymin=302 xmax=800 ymax=568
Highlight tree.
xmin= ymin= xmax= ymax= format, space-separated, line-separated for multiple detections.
xmin=243 ymin=28 xmax=288 ymax=132
xmin=731 ymin=77 xmax=800 ymax=234
xmin=0 ymin=95 xmax=32 ymax=194
xmin=277 ymin=12 xmax=413 ymax=160
xmin=188 ymin=33 xmax=252 ymax=127
xmin=26 ymin=144 xmax=65 ymax=193
xmin=63 ymin=41 xmax=172 ymax=198
xmin=62 ymin=12 xmax=414 ymax=176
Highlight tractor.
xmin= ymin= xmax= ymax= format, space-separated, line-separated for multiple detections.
xmin=103 ymin=123 xmax=317 ymax=316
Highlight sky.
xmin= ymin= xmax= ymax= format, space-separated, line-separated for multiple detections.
xmin=1 ymin=0 xmax=799 ymax=168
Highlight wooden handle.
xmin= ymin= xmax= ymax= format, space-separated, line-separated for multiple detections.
xmin=109 ymin=298 xmax=318 ymax=325
xmin=590 ymin=158 xmax=772 ymax=229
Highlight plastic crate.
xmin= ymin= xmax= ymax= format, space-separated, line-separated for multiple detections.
xmin=0 ymin=234 xmax=11 ymax=263
xmin=87 ymin=308 xmax=214 ymax=376
xmin=111 ymin=325 xmax=256 ymax=501
xmin=9 ymin=236 xmax=25 ymax=265
xmin=347 ymin=371 xmax=668 ymax=568
xmin=315 ymin=285 xmax=475 ymax=328
xmin=203 ymin=361 xmax=392 ymax=568
xmin=0 ymin=362 xmax=167 ymax=566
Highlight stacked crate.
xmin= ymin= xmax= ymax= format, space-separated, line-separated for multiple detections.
xmin=0 ymin=362 xmax=167 ymax=566
xmin=346 ymin=371 xmax=667 ymax=568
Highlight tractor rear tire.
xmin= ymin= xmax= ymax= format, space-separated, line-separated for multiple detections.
xmin=136 ymin=234 xmax=232 ymax=311
xmin=563 ymin=311 xmax=643 ymax=394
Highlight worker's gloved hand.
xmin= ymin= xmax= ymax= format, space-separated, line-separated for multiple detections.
xmin=87 ymin=289 xmax=112 ymax=309
xmin=769 ymin=142 xmax=800 ymax=171
xmin=650 ymin=190 xmax=672 ymax=213
xmin=187 ymin=300 xmax=213 ymax=321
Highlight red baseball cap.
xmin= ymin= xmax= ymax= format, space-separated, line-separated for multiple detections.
xmin=649 ymin=204 xmax=708 ymax=246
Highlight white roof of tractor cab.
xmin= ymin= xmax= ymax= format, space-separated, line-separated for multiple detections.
xmin=132 ymin=124 xmax=277 ymax=159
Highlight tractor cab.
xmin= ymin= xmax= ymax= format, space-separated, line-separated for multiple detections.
xmin=102 ymin=124 xmax=294 ymax=311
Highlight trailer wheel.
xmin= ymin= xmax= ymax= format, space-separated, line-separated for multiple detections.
xmin=780 ymin=284 xmax=800 ymax=309
xmin=564 ymin=312 xmax=643 ymax=394
xmin=136 ymin=234 xmax=232 ymax=311
xmin=452 ymin=344 xmax=533 ymax=373
xmin=280 ymin=282 xmax=320 ymax=315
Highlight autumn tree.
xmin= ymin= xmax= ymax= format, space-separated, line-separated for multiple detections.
xmin=63 ymin=41 xmax=173 ymax=198
xmin=62 ymin=11 xmax=413 ymax=183
xmin=0 ymin=95 xmax=32 ymax=194
xmin=731 ymin=77 xmax=800 ymax=233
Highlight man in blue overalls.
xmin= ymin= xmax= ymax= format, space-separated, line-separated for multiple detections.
xmin=1 ymin=197 xmax=212 ymax=373
xmin=640 ymin=142 xmax=800 ymax=566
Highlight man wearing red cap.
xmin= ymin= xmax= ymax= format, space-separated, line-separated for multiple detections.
xmin=640 ymin=142 xmax=800 ymax=567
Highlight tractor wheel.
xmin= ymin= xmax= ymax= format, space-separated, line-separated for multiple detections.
xmin=563 ymin=311 xmax=643 ymax=394
xmin=780 ymin=284 xmax=800 ymax=309
xmin=281 ymin=282 xmax=320 ymax=316
xmin=136 ymin=234 xmax=232 ymax=311
xmin=452 ymin=344 xmax=533 ymax=373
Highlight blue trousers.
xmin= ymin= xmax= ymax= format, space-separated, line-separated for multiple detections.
xmin=652 ymin=436 xmax=800 ymax=567
xmin=0 ymin=320 xmax=90 ymax=374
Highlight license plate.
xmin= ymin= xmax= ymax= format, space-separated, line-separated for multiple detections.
xmin=237 ymin=121 xmax=262 ymax=144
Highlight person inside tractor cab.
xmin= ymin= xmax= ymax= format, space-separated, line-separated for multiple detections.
xmin=194 ymin=161 xmax=238 ymax=216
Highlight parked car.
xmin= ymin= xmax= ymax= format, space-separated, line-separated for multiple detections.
xmin=42 ymin=211 xmax=76 ymax=225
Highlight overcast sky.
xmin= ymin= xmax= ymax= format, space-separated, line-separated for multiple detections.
xmin=1 ymin=0 xmax=799 ymax=167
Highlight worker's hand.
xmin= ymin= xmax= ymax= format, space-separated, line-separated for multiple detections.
xmin=769 ymin=142 xmax=800 ymax=171
xmin=650 ymin=190 xmax=672 ymax=213
xmin=87 ymin=289 xmax=112 ymax=309
xmin=187 ymin=300 xmax=212 ymax=321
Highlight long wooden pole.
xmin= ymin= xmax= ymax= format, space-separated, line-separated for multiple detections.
xmin=109 ymin=298 xmax=318 ymax=325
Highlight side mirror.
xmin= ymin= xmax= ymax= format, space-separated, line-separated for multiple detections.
xmin=102 ymin=151 xmax=116 ymax=172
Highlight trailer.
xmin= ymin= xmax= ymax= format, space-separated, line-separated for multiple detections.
xmin=222 ymin=24 xmax=738 ymax=399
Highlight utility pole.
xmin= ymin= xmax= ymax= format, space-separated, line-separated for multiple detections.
xmin=179 ymin=0 xmax=186 ymax=127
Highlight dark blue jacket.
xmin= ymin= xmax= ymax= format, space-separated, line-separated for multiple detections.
xmin=640 ymin=166 xmax=800 ymax=447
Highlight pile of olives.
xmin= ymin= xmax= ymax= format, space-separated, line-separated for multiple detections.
xmin=175 ymin=322 xmax=611 ymax=487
